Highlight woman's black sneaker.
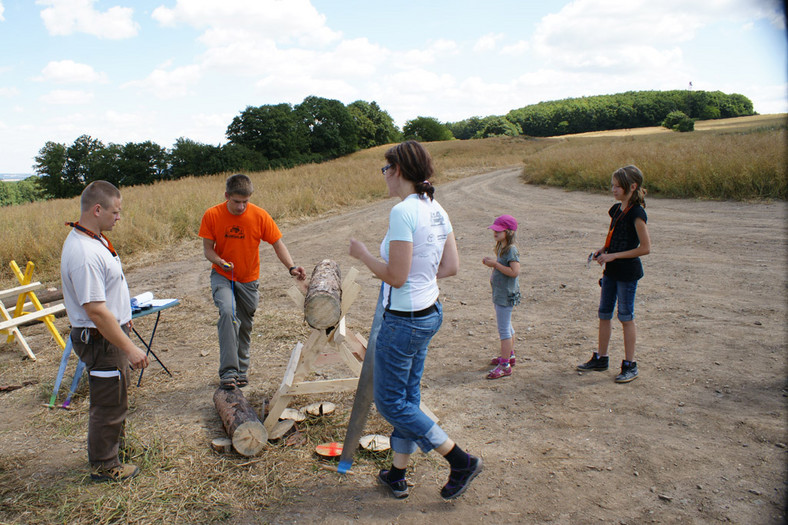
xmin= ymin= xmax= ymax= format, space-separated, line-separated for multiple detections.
xmin=577 ymin=353 xmax=609 ymax=371
xmin=440 ymin=455 xmax=483 ymax=500
xmin=615 ymin=361 xmax=639 ymax=383
xmin=378 ymin=470 xmax=409 ymax=499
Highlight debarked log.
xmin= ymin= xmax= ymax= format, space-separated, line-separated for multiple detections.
xmin=213 ymin=387 xmax=268 ymax=456
xmin=304 ymin=259 xmax=342 ymax=329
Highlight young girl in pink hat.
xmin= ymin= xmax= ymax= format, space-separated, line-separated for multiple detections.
xmin=482 ymin=214 xmax=521 ymax=379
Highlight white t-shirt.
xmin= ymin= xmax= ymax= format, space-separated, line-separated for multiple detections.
xmin=380 ymin=194 xmax=452 ymax=311
xmin=60 ymin=229 xmax=132 ymax=328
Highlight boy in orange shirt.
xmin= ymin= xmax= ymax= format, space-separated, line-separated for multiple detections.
xmin=199 ymin=174 xmax=306 ymax=389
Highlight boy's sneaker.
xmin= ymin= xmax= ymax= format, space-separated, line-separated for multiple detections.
xmin=441 ymin=455 xmax=483 ymax=500
xmin=377 ymin=469 xmax=409 ymax=499
xmin=90 ymin=463 xmax=139 ymax=482
xmin=577 ymin=353 xmax=609 ymax=371
xmin=615 ymin=361 xmax=639 ymax=383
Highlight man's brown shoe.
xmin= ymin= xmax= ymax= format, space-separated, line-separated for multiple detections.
xmin=90 ymin=463 xmax=139 ymax=482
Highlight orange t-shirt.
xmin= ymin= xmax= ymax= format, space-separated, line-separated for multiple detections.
xmin=198 ymin=202 xmax=282 ymax=283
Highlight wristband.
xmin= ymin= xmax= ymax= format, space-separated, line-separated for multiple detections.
xmin=288 ymin=266 xmax=297 ymax=275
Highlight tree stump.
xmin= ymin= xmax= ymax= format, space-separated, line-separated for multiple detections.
xmin=213 ymin=387 xmax=268 ymax=456
xmin=304 ymin=260 xmax=342 ymax=329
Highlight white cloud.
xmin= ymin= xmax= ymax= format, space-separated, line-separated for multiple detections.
xmin=123 ymin=65 xmax=202 ymax=99
xmin=0 ymin=2 xmax=5 ymax=22
xmin=37 ymin=60 xmax=108 ymax=84
xmin=37 ymin=0 xmax=139 ymax=39
xmin=501 ymin=41 xmax=530 ymax=56
xmin=473 ymin=33 xmax=504 ymax=53
xmin=0 ymin=86 xmax=19 ymax=97
xmin=39 ymin=89 xmax=94 ymax=105
xmin=152 ymin=0 xmax=340 ymax=46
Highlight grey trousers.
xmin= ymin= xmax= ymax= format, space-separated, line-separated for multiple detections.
xmin=210 ymin=270 xmax=259 ymax=380
xmin=70 ymin=326 xmax=130 ymax=469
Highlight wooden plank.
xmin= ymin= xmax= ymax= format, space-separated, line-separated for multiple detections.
xmin=0 ymin=283 xmax=42 ymax=301
xmin=264 ymin=342 xmax=304 ymax=432
xmin=0 ymin=304 xmax=66 ymax=331
xmin=338 ymin=342 xmax=362 ymax=376
xmin=286 ymin=285 xmax=304 ymax=308
xmin=287 ymin=377 xmax=359 ymax=395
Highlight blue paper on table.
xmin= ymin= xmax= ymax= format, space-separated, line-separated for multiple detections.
xmin=131 ymin=292 xmax=154 ymax=312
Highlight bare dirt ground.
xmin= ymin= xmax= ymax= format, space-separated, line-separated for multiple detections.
xmin=1 ymin=167 xmax=786 ymax=524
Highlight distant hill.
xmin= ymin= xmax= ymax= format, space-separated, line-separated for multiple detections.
xmin=0 ymin=174 xmax=33 ymax=181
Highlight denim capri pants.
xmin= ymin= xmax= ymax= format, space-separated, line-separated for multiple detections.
xmin=598 ymin=275 xmax=638 ymax=322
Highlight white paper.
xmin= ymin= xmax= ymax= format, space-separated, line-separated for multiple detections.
xmin=131 ymin=291 xmax=154 ymax=309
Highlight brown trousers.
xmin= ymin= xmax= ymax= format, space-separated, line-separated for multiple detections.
xmin=70 ymin=327 xmax=130 ymax=469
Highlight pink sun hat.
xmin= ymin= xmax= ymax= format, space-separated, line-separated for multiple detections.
xmin=488 ymin=214 xmax=518 ymax=232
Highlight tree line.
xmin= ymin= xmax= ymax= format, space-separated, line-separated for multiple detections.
xmin=17 ymin=89 xmax=753 ymax=204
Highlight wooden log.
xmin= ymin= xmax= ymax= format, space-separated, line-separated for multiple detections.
xmin=213 ymin=387 xmax=268 ymax=456
xmin=304 ymin=260 xmax=342 ymax=329
xmin=2 ymin=288 xmax=63 ymax=309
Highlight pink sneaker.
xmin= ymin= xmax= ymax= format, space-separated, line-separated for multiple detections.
xmin=489 ymin=352 xmax=516 ymax=367
xmin=486 ymin=364 xmax=512 ymax=379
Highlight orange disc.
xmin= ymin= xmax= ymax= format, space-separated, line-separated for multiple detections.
xmin=315 ymin=442 xmax=343 ymax=457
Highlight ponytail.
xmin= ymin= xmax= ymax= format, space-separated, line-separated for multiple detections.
xmin=385 ymin=140 xmax=436 ymax=201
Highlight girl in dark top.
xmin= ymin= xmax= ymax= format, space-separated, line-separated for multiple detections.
xmin=578 ymin=165 xmax=651 ymax=383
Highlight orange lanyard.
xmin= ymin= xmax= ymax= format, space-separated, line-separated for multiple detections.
xmin=603 ymin=204 xmax=631 ymax=252
xmin=66 ymin=221 xmax=118 ymax=257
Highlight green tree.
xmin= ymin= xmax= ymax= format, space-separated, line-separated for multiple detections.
xmin=170 ymin=138 xmax=223 ymax=178
xmin=117 ymin=141 xmax=169 ymax=186
xmin=295 ymin=96 xmax=359 ymax=160
xmin=34 ymin=141 xmax=68 ymax=198
xmin=226 ymin=103 xmax=308 ymax=164
xmin=479 ymin=116 xmax=521 ymax=138
xmin=347 ymin=100 xmax=401 ymax=148
xmin=403 ymin=116 xmax=454 ymax=142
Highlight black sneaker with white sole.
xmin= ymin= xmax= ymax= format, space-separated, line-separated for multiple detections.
xmin=378 ymin=469 xmax=409 ymax=499
xmin=577 ymin=353 xmax=609 ymax=371
xmin=440 ymin=455 xmax=483 ymax=500
xmin=615 ymin=361 xmax=639 ymax=383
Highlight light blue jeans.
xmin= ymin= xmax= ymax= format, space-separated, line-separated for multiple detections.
xmin=373 ymin=303 xmax=448 ymax=455
xmin=494 ymin=303 xmax=514 ymax=340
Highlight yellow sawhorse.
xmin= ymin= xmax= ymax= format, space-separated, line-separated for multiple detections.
xmin=0 ymin=260 xmax=66 ymax=360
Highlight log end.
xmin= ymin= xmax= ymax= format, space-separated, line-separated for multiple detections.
xmin=232 ymin=420 xmax=268 ymax=456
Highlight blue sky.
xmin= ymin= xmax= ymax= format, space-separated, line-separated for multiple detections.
xmin=0 ymin=0 xmax=785 ymax=174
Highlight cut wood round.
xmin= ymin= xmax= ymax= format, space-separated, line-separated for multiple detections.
xmin=302 ymin=401 xmax=336 ymax=417
xmin=315 ymin=442 xmax=343 ymax=457
xmin=268 ymin=419 xmax=296 ymax=441
xmin=304 ymin=260 xmax=342 ymax=329
xmin=211 ymin=437 xmax=233 ymax=454
xmin=213 ymin=387 xmax=268 ymax=456
xmin=359 ymin=434 xmax=390 ymax=452
xmin=280 ymin=407 xmax=305 ymax=422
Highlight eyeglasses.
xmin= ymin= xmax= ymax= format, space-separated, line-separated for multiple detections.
xmin=381 ymin=164 xmax=391 ymax=175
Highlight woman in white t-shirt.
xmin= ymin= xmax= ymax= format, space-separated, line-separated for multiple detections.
xmin=349 ymin=141 xmax=482 ymax=500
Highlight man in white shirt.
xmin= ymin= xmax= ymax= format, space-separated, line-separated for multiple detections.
xmin=61 ymin=181 xmax=149 ymax=482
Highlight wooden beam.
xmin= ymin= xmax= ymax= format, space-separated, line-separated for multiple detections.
xmin=0 ymin=283 xmax=42 ymax=301
xmin=0 ymin=304 xmax=66 ymax=331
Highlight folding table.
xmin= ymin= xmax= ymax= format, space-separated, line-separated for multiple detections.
xmin=132 ymin=299 xmax=179 ymax=386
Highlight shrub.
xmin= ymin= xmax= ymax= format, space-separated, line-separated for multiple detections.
xmin=663 ymin=110 xmax=695 ymax=132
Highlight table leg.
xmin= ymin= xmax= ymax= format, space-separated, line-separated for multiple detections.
xmin=132 ymin=311 xmax=173 ymax=386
